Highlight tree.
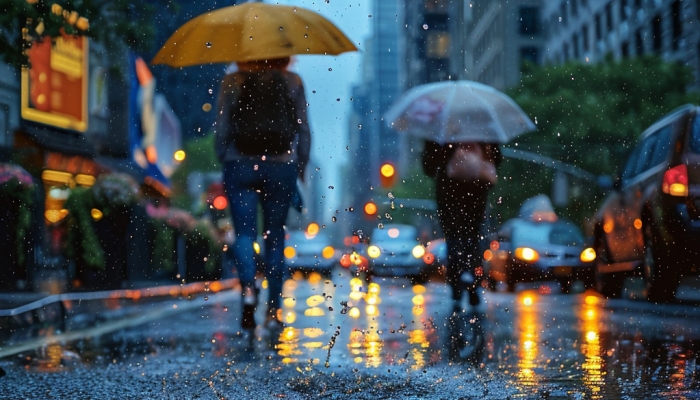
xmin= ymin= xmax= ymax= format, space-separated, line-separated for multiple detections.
xmin=0 ymin=0 xmax=174 ymax=68
xmin=492 ymin=56 xmax=700 ymax=229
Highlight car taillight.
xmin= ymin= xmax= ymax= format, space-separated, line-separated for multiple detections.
xmin=662 ymin=164 xmax=688 ymax=197
xmin=423 ymin=252 xmax=435 ymax=264
xmin=514 ymin=247 xmax=539 ymax=262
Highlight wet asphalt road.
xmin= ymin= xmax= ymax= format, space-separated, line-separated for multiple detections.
xmin=2 ymin=269 xmax=700 ymax=399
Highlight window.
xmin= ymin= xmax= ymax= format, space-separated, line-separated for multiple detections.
xmin=605 ymin=2 xmax=614 ymax=32
xmin=620 ymin=0 xmax=628 ymax=21
xmin=560 ymin=3 xmax=567 ymax=26
xmin=571 ymin=0 xmax=578 ymax=17
xmin=425 ymin=31 xmax=450 ymax=59
xmin=649 ymin=126 xmax=672 ymax=166
xmin=635 ymin=29 xmax=644 ymax=55
xmin=520 ymin=46 xmax=539 ymax=66
xmin=689 ymin=116 xmax=700 ymax=154
xmin=519 ymin=6 xmax=541 ymax=35
xmin=572 ymin=33 xmax=580 ymax=59
xmin=672 ymin=0 xmax=682 ymax=51
xmin=595 ymin=13 xmax=602 ymax=41
xmin=582 ymin=24 xmax=589 ymax=52
xmin=622 ymin=41 xmax=630 ymax=57
xmin=652 ymin=15 xmax=663 ymax=52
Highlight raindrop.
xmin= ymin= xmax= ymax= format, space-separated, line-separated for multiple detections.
xmin=204 ymin=296 xmax=209 ymax=301
xmin=205 ymin=42 xmax=212 ymax=48
xmin=223 ymin=306 xmax=228 ymax=312
xmin=332 ymin=216 xmax=337 ymax=222
xmin=504 ymin=307 xmax=509 ymax=313
xmin=249 ymin=36 xmax=253 ymax=40
xmin=368 ymin=15 xmax=372 ymax=18
xmin=328 ymin=185 xmax=334 ymax=189
xmin=378 ymin=223 xmax=384 ymax=229
xmin=336 ymin=98 xmax=340 ymax=101
xmin=422 ymin=24 xmax=429 ymax=30
xmin=316 ymin=167 xmax=321 ymax=171
xmin=349 ymin=207 xmax=354 ymax=212
xmin=328 ymin=68 xmax=333 ymax=71
xmin=208 ymin=88 xmax=213 ymax=94
xmin=322 ymin=224 xmax=326 ymax=229
xmin=279 ymin=26 xmax=284 ymax=31
xmin=345 ymin=146 xmax=349 ymax=151
xmin=358 ymin=124 xmax=362 ymax=129
xmin=312 ymin=90 xmax=317 ymax=94
xmin=304 ymin=34 xmax=309 ymax=38
xmin=534 ymin=117 xmax=538 ymax=124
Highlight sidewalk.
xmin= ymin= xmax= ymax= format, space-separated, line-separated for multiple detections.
xmin=0 ymin=278 xmax=242 ymax=353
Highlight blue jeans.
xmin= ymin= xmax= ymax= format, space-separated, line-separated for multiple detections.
xmin=222 ymin=159 xmax=296 ymax=312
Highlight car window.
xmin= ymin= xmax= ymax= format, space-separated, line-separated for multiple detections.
xmin=620 ymin=146 xmax=641 ymax=183
xmin=549 ymin=223 xmax=585 ymax=246
xmin=633 ymin=134 xmax=658 ymax=175
xmin=371 ymin=226 xmax=418 ymax=242
xmin=690 ymin=115 xmax=700 ymax=153
xmin=649 ymin=125 xmax=672 ymax=166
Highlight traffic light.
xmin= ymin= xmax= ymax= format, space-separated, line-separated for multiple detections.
xmin=379 ymin=162 xmax=396 ymax=188
xmin=364 ymin=201 xmax=378 ymax=218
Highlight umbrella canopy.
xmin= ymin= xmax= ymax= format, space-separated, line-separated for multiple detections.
xmin=384 ymin=80 xmax=536 ymax=144
xmin=0 ymin=163 xmax=34 ymax=187
xmin=151 ymin=3 xmax=358 ymax=67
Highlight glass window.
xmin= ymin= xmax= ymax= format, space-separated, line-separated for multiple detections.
xmin=520 ymin=46 xmax=539 ymax=66
xmin=650 ymin=125 xmax=672 ymax=165
xmin=634 ymin=134 xmax=658 ymax=175
xmin=519 ymin=6 xmax=541 ymax=35
xmin=689 ymin=116 xmax=700 ymax=153
xmin=549 ymin=223 xmax=585 ymax=246
xmin=621 ymin=146 xmax=641 ymax=182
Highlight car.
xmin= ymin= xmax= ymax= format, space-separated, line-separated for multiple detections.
xmin=283 ymin=229 xmax=338 ymax=275
xmin=365 ymin=223 xmax=429 ymax=282
xmin=486 ymin=196 xmax=597 ymax=293
xmin=592 ymin=104 xmax=700 ymax=301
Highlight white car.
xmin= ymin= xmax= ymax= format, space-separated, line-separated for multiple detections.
xmin=366 ymin=224 xmax=428 ymax=282
xmin=283 ymin=230 xmax=338 ymax=275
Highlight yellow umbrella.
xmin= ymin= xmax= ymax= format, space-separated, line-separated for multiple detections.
xmin=151 ymin=3 xmax=358 ymax=67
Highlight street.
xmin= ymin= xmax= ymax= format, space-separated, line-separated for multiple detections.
xmin=2 ymin=270 xmax=700 ymax=399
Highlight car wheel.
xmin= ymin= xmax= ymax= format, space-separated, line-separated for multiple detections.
xmin=643 ymin=225 xmax=676 ymax=303
xmin=593 ymin=234 xmax=624 ymax=298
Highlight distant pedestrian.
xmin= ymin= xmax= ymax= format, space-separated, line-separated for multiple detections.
xmin=214 ymin=57 xmax=311 ymax=334
xmin=422 ymin=141 xmax=501 ymax=313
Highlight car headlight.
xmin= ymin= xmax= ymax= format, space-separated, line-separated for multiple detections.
xmin=580 ymin=247 xmax=596 ymax=262
xmin=514 ymin=247 xmax=539 ymax=262
xmin=412 ymin=244 xmax=426 ymax=259
xmin=322 ymin=246 xmax=335 ymax=259
xmin=284 ymin=246 xmax=296 ymax=259
xmin=367 ymin=245 xmax=381 ymax=258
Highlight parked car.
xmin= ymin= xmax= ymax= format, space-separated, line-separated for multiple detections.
xmin=366 ymin=224 xmax=429 ymax=283
xmin=592 ymin=104 xmax=700 ymax=301
xmin=283 ymin=230 xmax=338 ymax=275
xmin=487 ymin=217 xmax=596 ymax=293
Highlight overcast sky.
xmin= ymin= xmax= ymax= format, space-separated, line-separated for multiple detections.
xmin=275 ymin=0 xmax=373 ymax=218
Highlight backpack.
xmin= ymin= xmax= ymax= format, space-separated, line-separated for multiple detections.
xmin=233 ymin=71 xmax=297 ymax=156
xmin=446 ymin=143 xmax=498 ymax=185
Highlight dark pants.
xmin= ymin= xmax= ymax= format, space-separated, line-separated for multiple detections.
xmin=222 ymin=159 xmax=296 ymax=312
xmin=436 ymin=182 xmax=488 ymax=303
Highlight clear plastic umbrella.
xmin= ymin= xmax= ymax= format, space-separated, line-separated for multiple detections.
xmin=384 ymin=80 xmax=536 ymax=144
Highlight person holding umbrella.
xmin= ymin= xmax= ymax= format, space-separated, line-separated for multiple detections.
xmin=152 ymin=2 xmax=357 ymax=337
xmin=214 ymin=56 xmax=310 ymax=334
xmin=385 ymin=81 xmax=536 ymax=358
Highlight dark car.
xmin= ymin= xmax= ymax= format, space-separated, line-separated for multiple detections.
xmin=488 ymin=217 xmax=596 ymax=293
xmin=592 ymin=104 xmax=700 ymax=301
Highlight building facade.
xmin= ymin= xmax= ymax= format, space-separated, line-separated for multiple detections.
xmin=542 ymin=0 xmax=700 ymax=87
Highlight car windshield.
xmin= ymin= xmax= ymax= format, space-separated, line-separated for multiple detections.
xmin=511 ymin=221 xmax=584 ymax=247
xmin=371 ymin=225 xmax=418 ymax=242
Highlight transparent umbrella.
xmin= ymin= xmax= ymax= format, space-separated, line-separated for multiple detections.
xmin=384 ymin=80 xmax=536 ymax=144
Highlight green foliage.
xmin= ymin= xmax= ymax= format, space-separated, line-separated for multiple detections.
xmin=170 ymin=133 xmax=220 ymax=210
xmin=0 ymin=0 xmax=171 ymax=68
xmin=492 ymin=56 xmax=700 ymax=228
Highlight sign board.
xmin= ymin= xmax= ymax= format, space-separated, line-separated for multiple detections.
xmin=21 ymin=32 xmax=89 ymax=132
